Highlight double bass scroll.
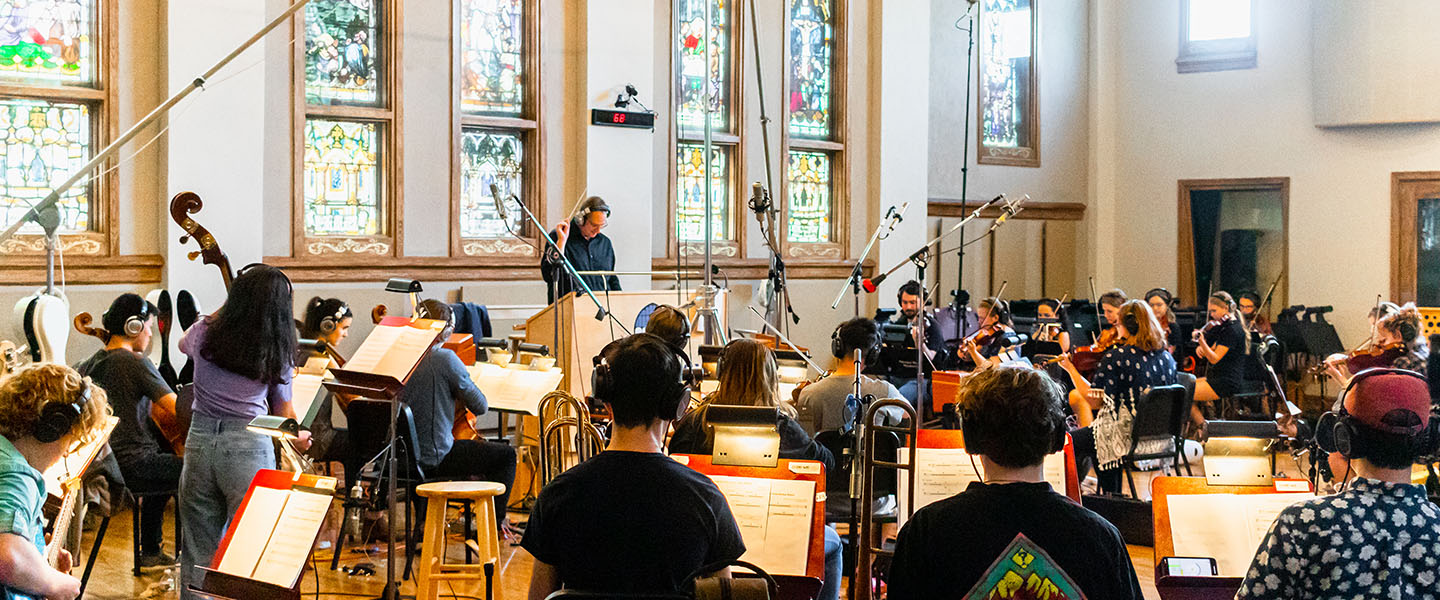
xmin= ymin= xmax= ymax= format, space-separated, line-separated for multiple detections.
xmin=170 ymin=191 xmax=235 ymax=290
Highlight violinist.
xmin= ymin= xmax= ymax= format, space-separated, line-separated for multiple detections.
xmin=1033 ymin=299 xmax=1071 ymax=352
xmin=1095 ymin=289 xmax=1127 ymax=346
xmin=73 ymin=293 xmax=181 ymax=571
xmin=1191 ymin=292 xmax=1247 ymax=430
xmin=400 ymin=300 xmax=517 ymax=537
xmin=295 ymin=297 xmax=354 ymax=471
xmin=1325 ymin=303 xmax=1427 ymax=386
xmin=1236 ymin=291 xmax=1272 ymax=336
xmin=1060 ymin=300 xmax=1177 ymax=493
xmin=890 ymin=280 xmax=950 ymax=401
xmin=957 ymin=298 xmax=1016 ymax=370
xmin=1144 ymin=288 xmax=1182 ymax=356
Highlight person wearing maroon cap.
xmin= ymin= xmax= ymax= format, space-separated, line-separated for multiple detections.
xmin=1238 ymin=368 xmax=1440 ymax=599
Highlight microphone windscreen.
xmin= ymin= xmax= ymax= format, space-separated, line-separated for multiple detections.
xmin=862 ymin=279 xmax=877 ymax=294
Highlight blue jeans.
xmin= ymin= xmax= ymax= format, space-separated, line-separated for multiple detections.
xmin=821 ymin=525 xmax=842 ymax=600
xmin=179 ymin=413 xmax=275 ymax=597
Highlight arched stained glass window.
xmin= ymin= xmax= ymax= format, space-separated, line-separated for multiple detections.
xmin=676 ymin=143 xmax=730 ymax=242
xmin=977 ymin=0 xmax=1038 ymax=167
xmin=788 ymin=0 xmax=832 ymax=139
xmin=783 ymin=0 xmax=843 ymax=252
xmin=304 ymin=0 xmax=382 ymax=106
xmin=672 ymin=0 xmax=736 ymax=248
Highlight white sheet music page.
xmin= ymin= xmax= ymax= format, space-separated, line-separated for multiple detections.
xmin=1167 ymin=492 xmax=1311 ymax=576
xmin=343 ymin=325 xmax=402 ymax=375
xmin=215 ymin=486 xmax=288 ymax=580
xmin=344 ymin=322 xmax=442 ymax=381
xmin=896 ymin=447 xmax=983 ymax=525
xmin=289 ymin=373 xmax=328 ymax=428
xmin=709 ymin=475 xmax=815 ymax=576
xmin=251 ymin=490 xmax=333 ymax=587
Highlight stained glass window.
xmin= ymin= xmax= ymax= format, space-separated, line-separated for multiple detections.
xmin=459 ymin=129 xmax=523 ymax=238
xmin=980 ymin=0 xmax=1032 ymax=150
xmin=788 ymin=0 xmax=833 ymax=139
xmin=676 ymin=143 xmax=730 ymax=242
xmin=305 ymin=0 xmax=381 ymax=105
xmin=785 ymin=150 xmax=830 ymax=243
xmin=460 ymin=0 xmax=523 ymax=115
xmin=676 ymin=0 xmax=728 ymax=134
xmin=303 ymin=119 xmax=381 ymax=236
xmin=0 ymin=98 xmax=89 ymax=232
xmin=0 ymin=0 xmax=95 ymax=85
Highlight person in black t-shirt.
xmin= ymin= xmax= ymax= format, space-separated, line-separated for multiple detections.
xmin=887 ymin=365 xmax=1143 ymax=600
xmin=73 ymin=293 xmax=181 ymax=570
xmin=523 ymin=334 xmax=745 ymax=597
xmin=1192 ymin=291 xmax=1247 ymax=430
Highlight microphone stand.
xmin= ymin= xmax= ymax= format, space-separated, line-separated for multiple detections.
xmin=746 ymin=0 xmax=796 ymax=332
xmin=864 ymin=194 xmax=1009 ymax=293
xmin=830 ymin=202 xmax=908 ymax=314
xmin=503 ymin=193 xmax=631 ymax=335
xmin=846 ymin=348 xmax=865 ymax=600
xmin=954 ymin=3 xmax=978 ymax=342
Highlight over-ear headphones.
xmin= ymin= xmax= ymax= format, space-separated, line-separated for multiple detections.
xmin=575 ymin=197 xmax=611 ymax=224
xmin=1121 ymin=310 xmax=1140 ymax=337
xmin=831 ymin=321 xmax=881 ymax=365
xmin=319 ymin=303 xmax=348 ymax=334
xmin=109 ymin=302 xmax=150 ymax=338
xmin=1316 ymin=368 xmax=1438 ymax=460
xmin=958 ymin=384 xmax=1067 ymax=460
xmin=591 ymin=334 xmax=694 ymax=421
xmin=35 ymin=379 xmax=90 ymax=444
xmin=1145 ymin=288 xmax=1175 ymax=308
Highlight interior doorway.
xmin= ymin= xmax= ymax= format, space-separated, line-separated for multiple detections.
xmin=1390 ymin=171 xmax=1440 ymax=304
xmin=1177 ymin=178 xmax=1289 ymax=308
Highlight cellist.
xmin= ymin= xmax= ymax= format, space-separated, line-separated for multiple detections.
xmin=73 ymin=293 xmax=182 ymax=571
xmin=399 ymin=300 xmax=518 ymax=539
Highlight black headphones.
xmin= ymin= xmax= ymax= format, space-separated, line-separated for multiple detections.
xmin=831 ymin=321 xmax=881 ymax=364
xmin=319 ymin=302 xmax=349 ymax=334
xmin=104 ymin=300 xmax=151 ymax=338
xmin=1316 ymin=368 xmax=1439 ymax=460
xmin=958 ymin=380 xmax=1067 ymax=460
xmin=984 ymin=299 xmax=1011 ymax=325
xmin=1121 ymin=308 xmax=1140 ymax=338
xmin=591 ymin=334 xmax=694 ymax=422
xmin=35 ymin=379 xmax=91 ymax=444
xmin=1145 ymin=288 xmax=1175 ymax=309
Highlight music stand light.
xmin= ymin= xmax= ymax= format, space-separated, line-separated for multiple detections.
xmin=247 ymin=415 xmax=313 ymax=477
xmin=1202 ymin=420 xmax=1279 ymax=487
xmin=708 ymin=405 xmax=781 ymax=468
xmin=384 ymin=278 xmax=423 ymax=316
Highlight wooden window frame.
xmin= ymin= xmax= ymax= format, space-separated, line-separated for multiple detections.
xmin=450 ymin=0 xmax=543 ymax=263
xmin=288 ymin=0 xmax=403 ymax=261
xmin=667 ymin=0 xmax=744 ymax=262
xmin=1177 ymin=0 xmax=1257 ymax=74
xmin=0 ymin=0 xmax=117 ymax=259
xmin=976 ymin=0 xmax=1040 ymax=168
xmin=1176 ymin=177 xmax=1289 ymax=307
xmin=1390 ymin=171 xmax=1440 ymax=303
xmin=779 ymin=0 xmax=848 ymax=261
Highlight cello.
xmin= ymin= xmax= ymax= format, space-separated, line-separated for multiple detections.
xmin=74 ymin=312 xmax=188 ymax=455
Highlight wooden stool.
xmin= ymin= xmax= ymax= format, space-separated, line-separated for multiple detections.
xmin=414 ymin=481 xmax=506 ymax=600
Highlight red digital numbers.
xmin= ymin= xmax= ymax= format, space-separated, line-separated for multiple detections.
xmin=613 ymin=113 xmax=627 ymax=124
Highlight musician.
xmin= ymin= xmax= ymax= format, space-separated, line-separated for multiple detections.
xmin=1059 ymin=300 xmax=1178 ymax=491
xmin=887 ymin=366 xmax=1143 ymax=600
xmin=1325 ymin=303 xmax=1428 ymax=386
xmin=641 ymin=304 xmax=691 ymax=355
xmin=1096 ymin=289 xmax=1127 ymax=344
xmin=297 ymin=296 xmax=354 ymax=351
xmin=73 ymin=293 xmax=181 ymax=570
xmin=401 ymin=300 xmax=517 ymax=535
xmin=541 ymin=196 xmax=621 ymax=303
xmin=795 ymin=318 xmax=905 ymax=436
xmin=524 ymin=334 xmax=744 ymax=597
xmin=1033 ymin=298 xmax=1071 ymax=352
xmin=1236 ymin=290 xmax=1272 ymax=335
xmin=668 ymin=338 xmax=841 ymax=600
xmin=0 ymin=365 xmax=109 ymax=600
xmin=1144 ymin=288 xmax=1182 ymax=354
xmin=295 ymin=297 xmax=355 ymax=473
xmin=1191 ymin=291 xmax=1247 ymax=431
xmin=177 ymin=264 xmax=310 ymax=588
xmin=890 ymin=280 xmax=948 ymax=403
xmin=957 ymin=297 xmax=1016 ymax=370
xmin=1238 ymin=370 xmax=1440 ymax=599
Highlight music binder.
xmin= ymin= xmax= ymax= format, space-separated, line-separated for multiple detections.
xmin=324 ymin=316 xmax=445 ymax=399
xmin=190 ymin=469 xmax=339 ymax=600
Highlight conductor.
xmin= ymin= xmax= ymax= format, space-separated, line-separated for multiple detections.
xmin=542 ymin=196 xmax=621 ymax=303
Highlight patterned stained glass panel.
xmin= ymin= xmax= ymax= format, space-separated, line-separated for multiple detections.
xmin=676 ymin=143 xmax=730 ymax=242
xmin=305 ymin=0 xmax=381 ymax=105
xmin=460 ymin=0 xmax=524 ymax=115
xmin=787 ymin=0 xmax=833 ymax=139
xmin=0 ymin=98 xmax=89 ymax=233
xmin=0 ymin=0 xmax=95 ymax=85
xmin=786 ymin=150 xmax=830 ymax=243
xmin=303 ymin=119 xmax=381 ymax=236
xmin=676 ymin=0 xmax=728 ymax=134
xmin=980 ymin=0 xmax=1033 ymax=149
xmin=459 ymin=129 xmax=523 ymax=238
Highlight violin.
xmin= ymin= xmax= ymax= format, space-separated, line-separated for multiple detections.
xmin=1041 ymin=337 xmax=1115 ymax=374
xmin=1310 ymin=341 xmax=1405 ymax=377
xmin=73 ymin=313 xmax=188 ymax=455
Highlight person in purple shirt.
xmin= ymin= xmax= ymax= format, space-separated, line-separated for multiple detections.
xmin=176 ymin=264 xmax=309 ymax=595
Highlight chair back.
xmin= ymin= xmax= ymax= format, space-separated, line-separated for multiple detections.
xmin=1130 ymin=385 xmax=1188 ymax=450
xmin=347 ymin=399 xmax=426 ymax=485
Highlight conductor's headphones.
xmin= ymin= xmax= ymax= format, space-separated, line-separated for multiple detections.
xmin=35 ymin=379 xmax=91 ymax=444
xmin=575 ymin=197 xmax=612 ymax=225
xmin=1314 ymin=368 xmax=1440 ymax=460
xmin=831 ymin=321 xmax=881 ymax=365
xmin=957 ymin=370 xmax=1067 ymax=460
xmin=591 ymin=334 xmax=695 ymax=422
xmin=104 ymin=300 xmax=151 ymax=338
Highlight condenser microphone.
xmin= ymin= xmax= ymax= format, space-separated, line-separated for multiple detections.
xmin=861 ymin=273 xmax=887 ymax=294
xmin=748 ymin=182 xmax=769 ymax=214
xmin=489 ymin=183 xmax=510 ymax=221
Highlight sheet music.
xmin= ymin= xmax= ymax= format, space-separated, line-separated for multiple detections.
xmin=465 ymin=363 xmax=564 ymax=415
xmin=1167 ymin=492 xmax=1311 ymax=576
xmin=344 ymin=325 xmax=402 ymax=374
xmin=896 ymin=448 xmax=1068 ymax=526
xmin=289 ymin=373 xmax=328 ymax=428
xmin=708 ymin=475 xmax=815 ymax=577
xmin=251 ymin=490 xmax=333 ymax=587
xmin=43 ymin=416 xmax=117 ymax=496
xmin=345 ymin=323 xmax=440 ymax=381
xmin=215 ymin=487 xmax=288 ymax=580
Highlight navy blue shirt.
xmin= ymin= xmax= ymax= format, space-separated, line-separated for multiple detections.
xmin=542 ymin=228 xmax=620 ymax=303
xmin=397 ymin=347 xmax=487 ymax=469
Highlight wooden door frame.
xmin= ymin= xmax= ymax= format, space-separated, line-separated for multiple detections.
xmin=1177 ymin=177 xmax=1290 ymax=307
xmin=1390 ymin=171 xmax=1440 ymax=303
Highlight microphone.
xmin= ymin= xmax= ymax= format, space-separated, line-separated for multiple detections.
xmin=989 ymin=194 xmax=1028 ymax=229
xmin=489 ymin=182 xmax=510 ymax=221
xmin=861 ymin=272 xmax=887 ymax=294
xmin=748 ymin=182 xmax=769 ymax=214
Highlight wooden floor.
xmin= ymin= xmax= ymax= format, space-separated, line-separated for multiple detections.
xmin=75 ymin=501 xmax=1165 ymax=600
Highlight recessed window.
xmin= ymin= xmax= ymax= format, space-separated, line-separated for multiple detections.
xmin=1178 ymin=0 xmax=1256 ymax=73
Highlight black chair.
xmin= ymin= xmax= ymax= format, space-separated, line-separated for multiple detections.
xmin=1222 ymin=336 xmax=1284 ymax=420
xmin=336 ymin=399 xmax=427 ymax=577
xmin=1121 ymin=384 xmax=1191 ymax=499
xmin=130 ymin=488 xmax=181 ymax=576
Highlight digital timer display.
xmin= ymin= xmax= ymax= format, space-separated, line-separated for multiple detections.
xmin=591 ymin=108 xmax=654 ymax=130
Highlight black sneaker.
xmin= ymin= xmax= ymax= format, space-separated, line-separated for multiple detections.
xmin=138 ymin=551 xmax=177 ymax=571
